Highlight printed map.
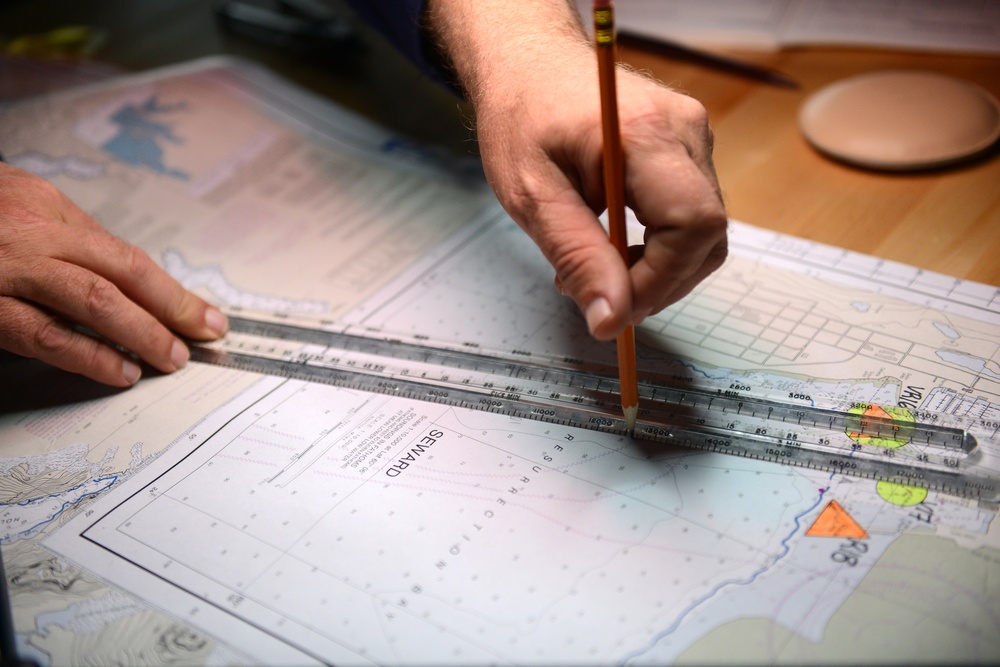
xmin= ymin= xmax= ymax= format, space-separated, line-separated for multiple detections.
xmin=1 ymin=59 xmax=998 ymax=665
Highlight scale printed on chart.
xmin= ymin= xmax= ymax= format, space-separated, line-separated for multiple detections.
xmin=189 ymin=311 xmax=1000 ymax=502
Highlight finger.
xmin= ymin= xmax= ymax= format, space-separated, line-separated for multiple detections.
xmin=3 ymin=173 xmax=229 ymax=342
xmin=661 ymin=236 xmax=728 ymax=310
xmin=630 ymin=210 xmax=728 ymax=316
xmin=528 ymin=198 xmax=633 ymax=340
xmin=0 ymin=296 xmax=142 ymax=387
xmin=626 ymin=153 xmax=728 ymax=320
xmin=14 ymin=258 xmax=192 ymax=376
xmin=52 ymin=226 xmax=228 ymax=342
xmin=629 ymin=235 xmax=728 ymax=315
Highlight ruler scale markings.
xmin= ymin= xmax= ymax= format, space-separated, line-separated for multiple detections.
xmin=188 ymin=314 xmax=998 ymax=501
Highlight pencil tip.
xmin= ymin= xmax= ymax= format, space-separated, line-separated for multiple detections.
xmin=623 ymin=404 xmax=638 ymax=435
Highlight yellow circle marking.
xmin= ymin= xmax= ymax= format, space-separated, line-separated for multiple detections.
xmin=876 ymin=480 xmax=928 ymax=506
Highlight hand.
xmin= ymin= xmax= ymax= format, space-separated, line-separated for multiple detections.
xmin=427 ymin=0 xmax=728 ymax=340
xmin=0 ymin=163 xmax=228 ymax=386
xmin=476 ymin=64 xmax=728 ymax=340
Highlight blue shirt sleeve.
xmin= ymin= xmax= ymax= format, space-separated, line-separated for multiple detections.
xmin=343 ymin=0 xmax=457 ymax=93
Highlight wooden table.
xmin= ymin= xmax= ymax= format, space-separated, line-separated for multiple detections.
xmin=622 ymin=46 xmax=1000 ymax=287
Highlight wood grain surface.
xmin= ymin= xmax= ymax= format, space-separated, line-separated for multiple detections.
xmin=622 ymin=46 xmax=1000 ymax=287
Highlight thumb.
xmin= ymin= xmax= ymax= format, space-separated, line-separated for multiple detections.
xmin=536 ymin=203 xmax=632 ymax=341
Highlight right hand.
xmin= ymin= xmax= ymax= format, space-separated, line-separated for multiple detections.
xmin=473 ymin=63 xmax=728 ymax=340
xmin=425 ymin=0 xmax=728 ymax=341
xmin=0 ymin=162 xmax=228 ymax=386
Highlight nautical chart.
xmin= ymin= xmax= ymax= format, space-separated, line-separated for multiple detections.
xmin=1 ymin=59 xmax=998 ymax=665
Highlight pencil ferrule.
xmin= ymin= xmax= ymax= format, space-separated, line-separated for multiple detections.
xmin=594 ymin=8 xmax=615 ymax=45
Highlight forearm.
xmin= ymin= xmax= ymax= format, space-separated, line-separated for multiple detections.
xmin=425 ymin=0 xmax=593 ymax=106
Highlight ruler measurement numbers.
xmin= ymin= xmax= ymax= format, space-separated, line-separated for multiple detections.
xmin=189 ymin=315 xmax=999 ymax=501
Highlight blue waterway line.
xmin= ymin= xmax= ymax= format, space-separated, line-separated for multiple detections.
xmin=676 ymin=360 xmax=727 ymax=381
xmin=618 ymin=488 xmax=827 ymax=665
xmin=1 ymin=475 xmax=118 ymax=544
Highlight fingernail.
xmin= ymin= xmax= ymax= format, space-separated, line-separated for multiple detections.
xmin=171 ymin=339 xmax=190 ymax=370
xmin=122 ymin=358 xmax=141 ymax=385
xmin=585 ymin=297 xmax=613 ymax=336
xmin=205 ymin=307 xmax=229 ymax=336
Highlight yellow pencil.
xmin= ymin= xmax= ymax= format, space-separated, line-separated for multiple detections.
xmin=594 ymin=0 xmax=639 ymax=432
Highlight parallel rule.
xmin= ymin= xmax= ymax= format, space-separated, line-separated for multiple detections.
xmin=188 ymin=313 xmax=1000 ymax=502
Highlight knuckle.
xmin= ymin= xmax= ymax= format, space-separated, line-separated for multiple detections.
xmin=490 ymin=166 xmax=547 ymax=224
xmin=706 ymin=238 xmax=729 ymax=272
xmin=83 ymin=275 xmax=122 ymax=320
xmin=658 ymin=92 xmax=710 ymax=132
xmin=681 ymin=213 xmax=729 ymax=261
xmin=33 ymin=317 xmax=72 ymax=356
xmin=699 ymin=205 xmax=729 ymax=235
xmin=678 ymin=95 xmax=710 ymax=125
xmin=164 ymin=292 xmax=199 ymax=329
xmin=623 ymin=98 xmax=715 ymax=167
xmin=119 ymin=238 xmax=198 ymax=326
xmin=121 ymin=239 xmax=154 ymax=279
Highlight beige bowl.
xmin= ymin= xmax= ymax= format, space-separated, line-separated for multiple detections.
xmin=799 ymin=70 xmax=1000 ymax=170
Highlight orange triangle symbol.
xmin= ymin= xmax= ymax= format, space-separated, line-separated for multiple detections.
xmin=805 ymin=500 xmax=868 ymax=538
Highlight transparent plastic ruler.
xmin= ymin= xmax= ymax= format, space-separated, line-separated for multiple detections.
xmin=189 ymin=313 xmax=1000 ymax=502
